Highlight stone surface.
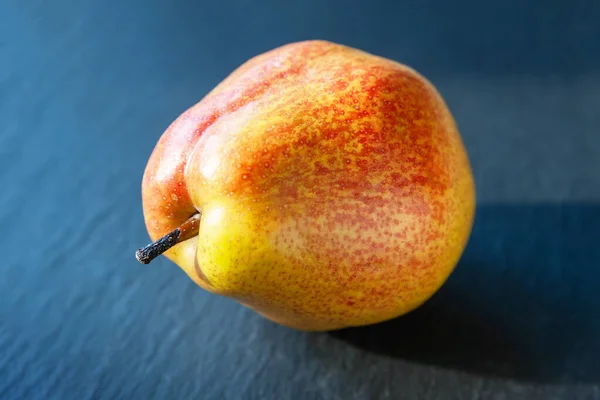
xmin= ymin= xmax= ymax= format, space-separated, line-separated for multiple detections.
xmin=1 ymin=0 xmax=599 ymax=398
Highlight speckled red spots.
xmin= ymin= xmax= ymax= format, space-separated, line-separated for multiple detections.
xmin=140 ymin=40 xmax=475 ymax=331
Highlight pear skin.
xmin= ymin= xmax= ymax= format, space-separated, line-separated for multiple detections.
xmin=138 ymin=40 xmax=475 ymax=331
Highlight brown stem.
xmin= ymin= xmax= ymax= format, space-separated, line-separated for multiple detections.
xmin=135 ymin=212 xmax=201 ymax=264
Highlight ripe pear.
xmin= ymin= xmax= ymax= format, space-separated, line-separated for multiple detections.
xmin=136 ymin=40 xmax=475 ymax=331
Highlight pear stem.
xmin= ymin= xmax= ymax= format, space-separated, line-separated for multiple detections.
xmin=135 ymin=212 xmax=201 ymax=264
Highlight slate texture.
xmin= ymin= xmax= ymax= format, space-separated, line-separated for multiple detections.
xmin=1 ymin=0 xmax=599 ymax=398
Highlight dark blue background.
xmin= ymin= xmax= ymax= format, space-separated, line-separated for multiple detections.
xmin=2 ymin=0 xmax=599 ymax=398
